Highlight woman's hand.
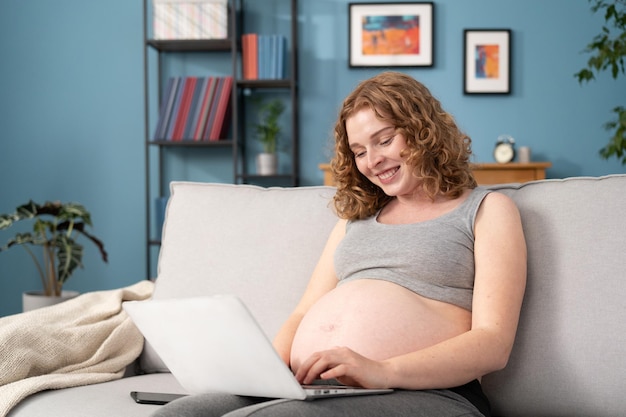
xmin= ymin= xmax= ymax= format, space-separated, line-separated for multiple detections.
xmin=294 ymin=346 xmax=392 ymax=389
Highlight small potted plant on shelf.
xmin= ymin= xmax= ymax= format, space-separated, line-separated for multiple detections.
xmin=0 ymin=200 xmax=108 ymax=311
xmin=253 ymin=98 xmax=286 ymax=175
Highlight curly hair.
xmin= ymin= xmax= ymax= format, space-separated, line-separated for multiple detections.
xmin=331 ymin=71 xmax=477 ymax=220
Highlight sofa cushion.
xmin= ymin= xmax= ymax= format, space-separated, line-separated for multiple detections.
xmin=141 ymin=183 xmax=338 ymax=373
xmin=8 ymin=373 xmax=184 ymax=417
xmin=482 ymin=175 xmax=626 ymax=416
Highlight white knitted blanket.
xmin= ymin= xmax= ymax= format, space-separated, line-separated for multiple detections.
xmin=0 ymin=280 xmax=154 ymax=417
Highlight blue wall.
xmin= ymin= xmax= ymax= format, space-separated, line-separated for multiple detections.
xmin=0 ymin=0 xmax=624 ymax=316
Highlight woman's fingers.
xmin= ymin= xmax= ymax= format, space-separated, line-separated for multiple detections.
xmin=295 ymin=347 xmax=389 ymax=388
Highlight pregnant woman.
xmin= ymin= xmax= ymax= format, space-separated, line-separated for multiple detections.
xmin=153 ymin=71 xmax=527 ymax=417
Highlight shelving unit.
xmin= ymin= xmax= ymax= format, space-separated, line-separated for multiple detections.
xmin=143 ymin=0 xmax=299 ymax=277
xmin=231 ymin=0 xmax=299 ymax=186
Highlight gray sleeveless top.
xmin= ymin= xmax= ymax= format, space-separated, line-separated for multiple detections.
xmin=334 ymin=187 xmax=491 ymax=311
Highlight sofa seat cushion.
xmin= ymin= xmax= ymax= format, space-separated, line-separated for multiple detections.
xmin=8 ymin=374 xmax=185 ymax=417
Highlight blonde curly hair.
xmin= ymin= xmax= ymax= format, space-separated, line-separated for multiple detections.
xmin=331 ymin=71 xmax=476 ymax=220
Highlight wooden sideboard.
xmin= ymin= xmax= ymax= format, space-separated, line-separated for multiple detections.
xmin=318 ymin=162 xmax=552 ymax=186
xmin=470 ymin=162 xmax=552 ymax=185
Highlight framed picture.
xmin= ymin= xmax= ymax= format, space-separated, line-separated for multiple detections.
xmin=348 ymin=2 xmax=434 ymax=68
xmin=463 ymin=29 xmax=511 ymax=94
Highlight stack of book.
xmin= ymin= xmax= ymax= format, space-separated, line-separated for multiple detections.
xmin=241 ymin=34 xmax=287 ymax=80
xmin=153 ymin=76 xmax=233 ymax=142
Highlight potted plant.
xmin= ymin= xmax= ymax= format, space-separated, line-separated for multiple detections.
xmin=253 ymin=98 xmax=286 ymax=175
xmin=0 ymin=200 xmax=108 ymax=310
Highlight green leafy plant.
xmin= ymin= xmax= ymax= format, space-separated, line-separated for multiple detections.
xmin=253 ymin=99 xmax=286 ymax=154
xmin=0 ymin=201 xmax=108 ymax=296
xmin=575 ymin=0 xmax=626 ymax=164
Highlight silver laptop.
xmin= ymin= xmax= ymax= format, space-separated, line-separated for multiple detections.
xmin=123 ymin=295 xmax=393 ymax=400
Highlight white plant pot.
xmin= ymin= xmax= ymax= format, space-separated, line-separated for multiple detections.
xmin=22 ymin=290 xmax=80 ymax=312
xmin=256 ymin=153 xmax=278 ymax=175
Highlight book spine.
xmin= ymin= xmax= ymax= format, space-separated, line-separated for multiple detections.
xmin=172 ymin=77 xmax=195 ymax=141
xmin=164 ymin=76 xmax=184 ymax=140
xmin=209 ymin=76 xmax=233 ymax=141
xmin=258 ymin=35 xmax=265 ymax=80
xmin=203 ymin=77 xmax=224 ymax=141
xmin=251 ymin=33 xmax=258 ymax=80
xmin=153 ymin=77 xmax=175 ymax=140
xmin=277 ymin=35 xmax=286 ymax=79
xmin=184 ymin=76 xmax=205 ymax=140
xmin=194 ymin=76 xmax=216 ymax=141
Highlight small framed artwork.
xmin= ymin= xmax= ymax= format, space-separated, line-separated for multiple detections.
xmin=463 ymin=29 xmax=511 ymax=94
xmin=348 ymin=2 xmax=434 ymax=68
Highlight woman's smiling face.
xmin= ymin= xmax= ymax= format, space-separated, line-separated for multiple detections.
xmin=346 ymin=107 xmax=420 ymax=198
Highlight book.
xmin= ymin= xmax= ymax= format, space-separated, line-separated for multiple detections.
xmin=165 ymin=77 xmax=186 ymax=140
xmin=184 ymin=77 xmax=206 ymax=140
xmin=161 ymin=77 xmax=182 ymax=140
xmin=191 ymin=77 xmax=209 ymax=139
xmin=172 ymin=77 xmax=197 ymax=141
xmin=248 ymin=34 xmax=286 ymax=80
xmin=258 ymin=35 xmax=267 ymax=79
xmin=247 ymin=33 xmax=258 ymax=80
xmin=241 ymin=33 xmax=250 ymax=80
xmin=276 ymin=35 xmax=286 ymax=79
xmin=151 ymin=76 xmax=233 ymax=143
xmin=268 ymin=35 xmax=274 ymax=79
xmin=193 ymin=77 xmax=217 ymax=141
xmin=209 ymin=76 xmax=233 ymax=141
xmin=203 ymin=77 xmax=224 ymax=141
xmin=153 ymin=77 xmax=175 ymax=140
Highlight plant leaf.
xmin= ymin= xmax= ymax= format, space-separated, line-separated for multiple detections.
xmin=59 ymin=202 xmax=92 ymax=225
xmin=55 ymin=234 xmax=83 ymax=284
xmin=576 ymin=0 xmax=626 ymax=164
xmin=15 ymin=201 xmax=39 ymax=219
xmin=57 ymin=222 xmax=109 ymax=263
xmin=0 ymin=214 xmax=17 ymax=230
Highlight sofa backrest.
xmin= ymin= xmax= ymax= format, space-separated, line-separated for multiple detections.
xmin=142 ymin=182 xmax=339 ymax=373
xmin=482 ymin=175 xmax=626 ymax=416
xmin=145 ymin=175 xmax=626 ymax=416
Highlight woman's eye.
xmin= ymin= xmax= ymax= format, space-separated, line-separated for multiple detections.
xmin=354 ymin=150 xmax=366 ymax=158
xmin=380 ymin=136 xmax=394 ymax=146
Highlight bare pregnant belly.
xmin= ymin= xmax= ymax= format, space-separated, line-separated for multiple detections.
xmin=290 ymin=279 xmax=471 ymax=372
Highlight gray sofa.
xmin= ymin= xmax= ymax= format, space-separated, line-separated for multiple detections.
xmin=8 ymin=175 xmax=626 ymax=416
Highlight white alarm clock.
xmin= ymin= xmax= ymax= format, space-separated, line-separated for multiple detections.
xmin=494 ymin=135 xmax=516 ymax=163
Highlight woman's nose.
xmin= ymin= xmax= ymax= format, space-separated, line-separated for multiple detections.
xmin=367 ymin=149 xmax=383 ymax=169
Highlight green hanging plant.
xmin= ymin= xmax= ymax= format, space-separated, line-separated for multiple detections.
xmin=575 ymin=0 xmax=626 ymax=164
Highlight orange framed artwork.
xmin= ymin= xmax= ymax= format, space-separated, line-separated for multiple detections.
xmin=348 ymin=2 xmax=434 ymax=68
xmin=464 ymin=29 xmax=511 ymax=95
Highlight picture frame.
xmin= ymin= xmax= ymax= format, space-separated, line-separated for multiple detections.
xmin=463 ymin=29 xmax=511 ymax=95
xmin=348 ymin=2 xmax=434 ymax=68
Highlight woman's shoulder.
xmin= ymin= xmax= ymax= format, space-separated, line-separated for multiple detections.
xmin=476 ymin=190 xmax=522 ymax=225
xmin=481 ymin=189 xmax=518 ymax=208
